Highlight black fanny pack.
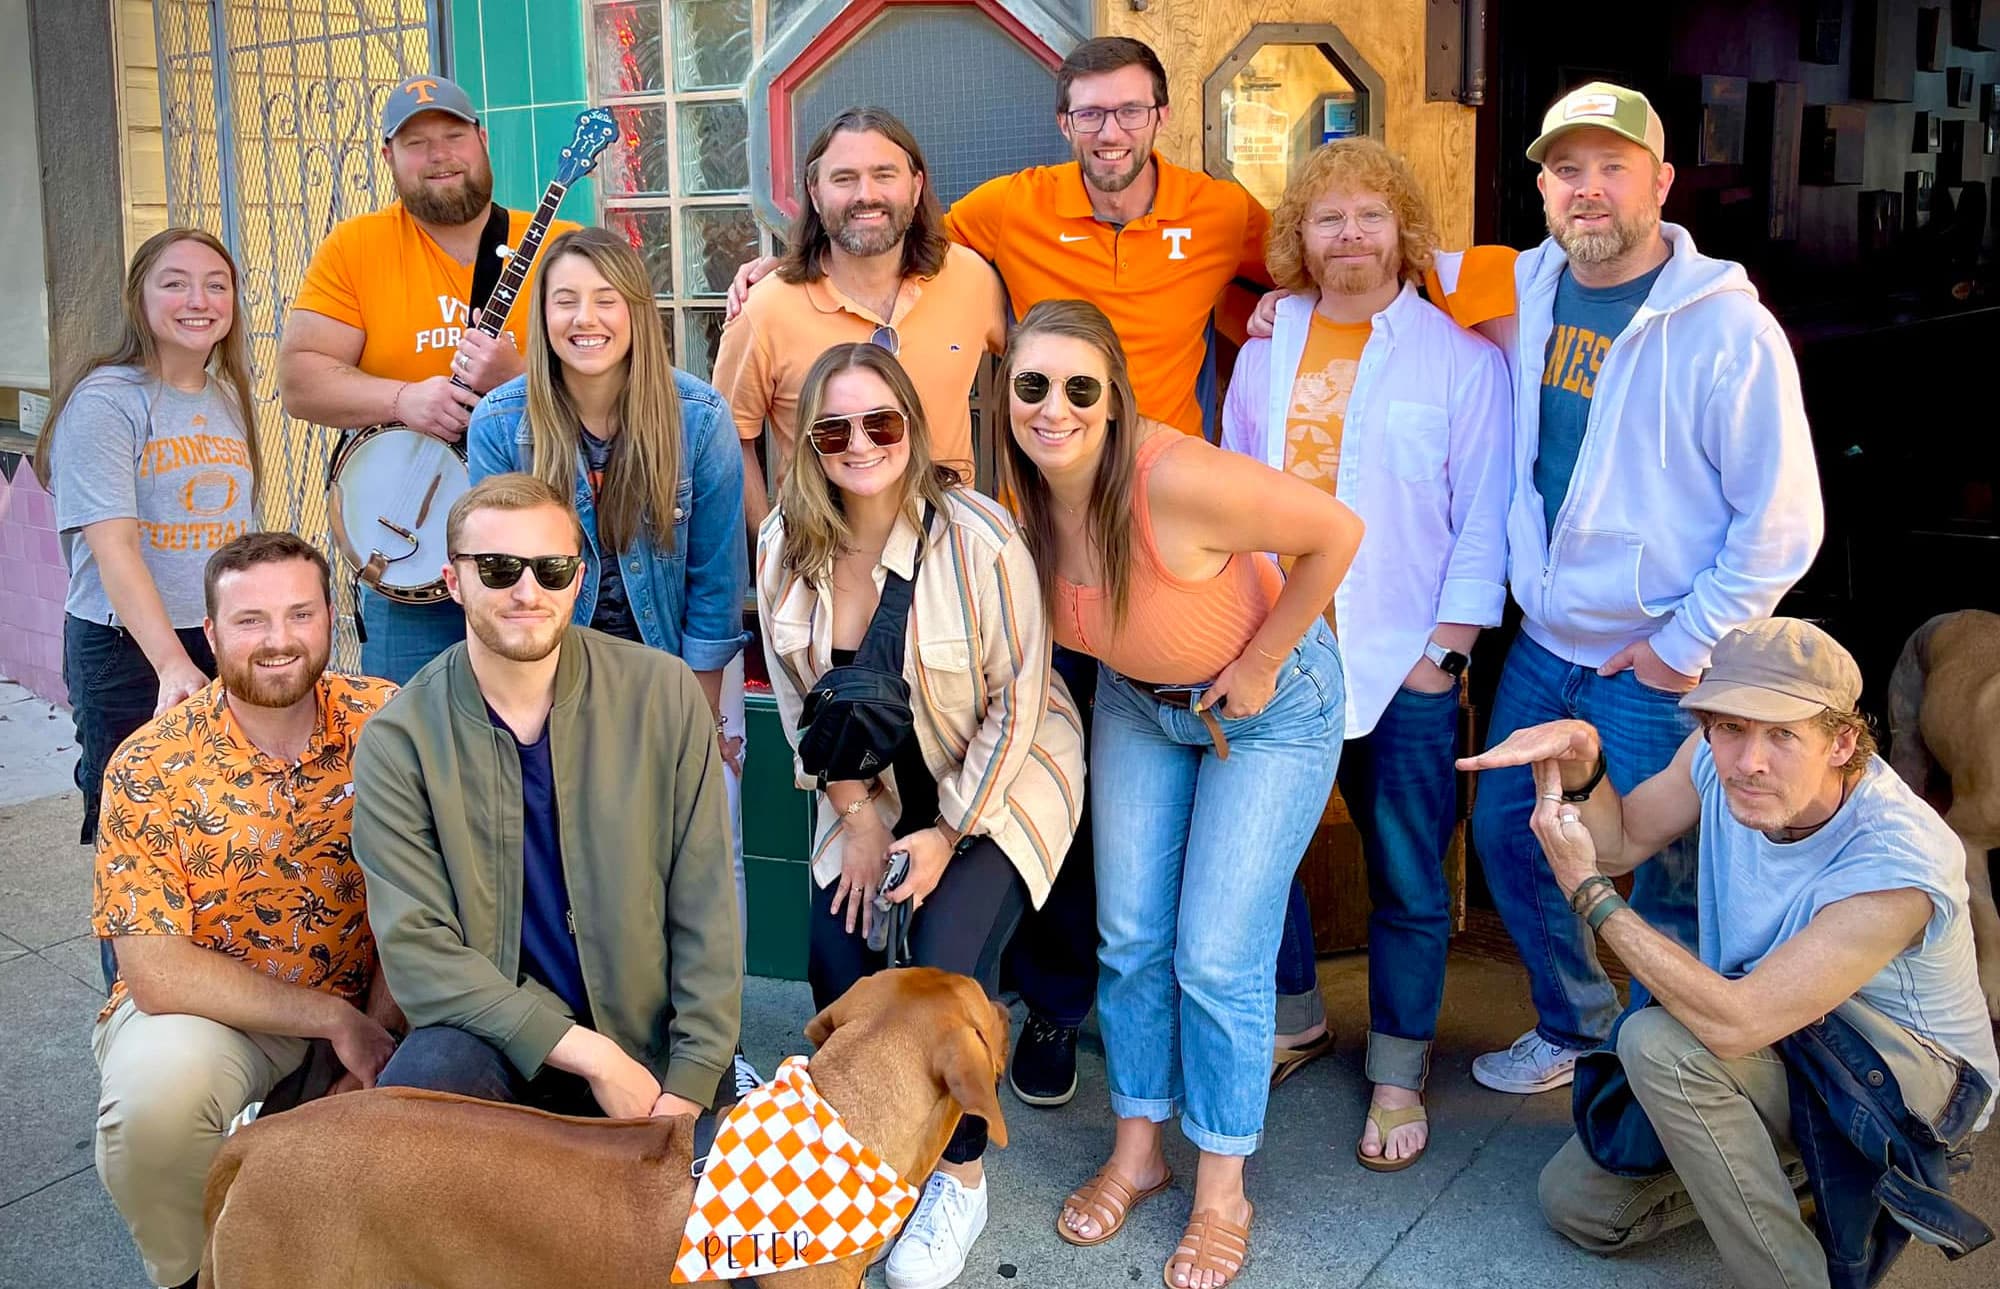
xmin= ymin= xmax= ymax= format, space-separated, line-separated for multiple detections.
xmin=797 ymin=505 xmax=932 ymax=786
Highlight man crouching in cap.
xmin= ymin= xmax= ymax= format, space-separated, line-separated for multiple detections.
xmin=1462 ymin=618 xmax=1996 ymax=1286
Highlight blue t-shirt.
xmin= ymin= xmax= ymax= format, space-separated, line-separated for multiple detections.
xmin=488 ymin=704 xmax=590 ymax=1024
xmin=1534 ymin=262 xmax=1666 ymax=534
xmin=580 ymin=429 xmax=641 ymax=643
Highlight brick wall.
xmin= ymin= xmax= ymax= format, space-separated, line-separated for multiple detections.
xmin=0 ymin=456 xmax=67 ymax=704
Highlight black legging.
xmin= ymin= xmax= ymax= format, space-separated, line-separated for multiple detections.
xmin=809 ymin=834 xmax=1026 ymax=1163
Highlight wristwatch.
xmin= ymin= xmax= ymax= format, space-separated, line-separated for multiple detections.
xmin=1423 ymin=640 xmax=1470 ymax=678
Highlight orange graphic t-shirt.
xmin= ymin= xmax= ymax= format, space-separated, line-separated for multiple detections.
xmin=1282 ymin=313 xmax=1371 ymax=630
xmin=91 ymin=673 xmax=396 ymax=1021
xmin=291 ymin=203 xmax=579 ymax=384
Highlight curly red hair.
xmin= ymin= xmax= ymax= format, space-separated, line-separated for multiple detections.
xmin=1265 ymin=138 xmax=1438 ymax=292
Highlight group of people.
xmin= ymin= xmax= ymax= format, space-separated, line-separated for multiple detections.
xmin=38 ymin=36 xmax=1994 ymax=1289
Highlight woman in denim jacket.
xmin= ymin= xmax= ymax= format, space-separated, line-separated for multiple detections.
xmin=467 ymin=229 xmax=752 ymax=1088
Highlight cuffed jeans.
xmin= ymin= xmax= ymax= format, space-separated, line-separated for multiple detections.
xmin=1093 ymin=620 xmax=1344 ymax=1156
xmin=1273 ymin=879 xmax=1323 ymax=1035
xmin=1470 ymin=634 xmax=1698 ymax=1049
xmin=1539 ymin=999 xmax=1959 ymax=1289
xmin=356 ymin=585 xmax=466 ymax=685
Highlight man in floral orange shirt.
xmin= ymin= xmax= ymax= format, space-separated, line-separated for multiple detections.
xmin=89 ymin=532 xmax=399 ymax=1289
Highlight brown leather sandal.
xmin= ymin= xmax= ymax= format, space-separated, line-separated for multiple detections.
xmin=1163 ymin=1205 xmax=1253 ymax=1288
xmin=1270 ymin=1029 xmax=1334 ymax=1088
xmin=1055 ymin=1165 xmax=1175 ymax=1248
xmin=1355 ymin=1102 xmax=1429 ymax=1173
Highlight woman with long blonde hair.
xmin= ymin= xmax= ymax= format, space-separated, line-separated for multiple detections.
xmin=1002 ymin=299 xmax=1363 ymax=1289
xmin=35 ymin=227 xmax=262 ymax=854
xmin=757 ymin=342 xmax=1084 ymax=1289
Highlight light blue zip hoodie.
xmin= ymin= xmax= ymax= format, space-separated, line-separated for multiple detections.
xmin=1508 ymin=222 xmax=1824 ymax=675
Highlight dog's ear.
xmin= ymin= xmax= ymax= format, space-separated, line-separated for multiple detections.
xmin=937 ymin=1028 xmax=1009 ymax=1149
xmin=804 ymin=990 xmax=853 ymax=1049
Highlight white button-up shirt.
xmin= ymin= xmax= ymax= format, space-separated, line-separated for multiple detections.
xmin=1222 ymin=284 xmax=1511 ymax=737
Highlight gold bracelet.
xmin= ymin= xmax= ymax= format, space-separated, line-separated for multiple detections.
xmin=835 ymin=781 xmax=883 ymax=820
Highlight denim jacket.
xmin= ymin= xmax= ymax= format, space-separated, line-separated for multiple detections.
xmin=467 ymin=372 xmax=748 ymax=672
xmin=1575 ymin=1000 xmax=1994 ymax=1288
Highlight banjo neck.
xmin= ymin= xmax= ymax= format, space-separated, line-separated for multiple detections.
xmin=452 ymin=178 xmax=572 ymax=390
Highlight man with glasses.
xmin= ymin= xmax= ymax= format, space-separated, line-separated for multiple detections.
xmin=354 ymin=473 xmax=743 ymax=1119
xmin=713 ymin=106 xmax=1006 ymax=539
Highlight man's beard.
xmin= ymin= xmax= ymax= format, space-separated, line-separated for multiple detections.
xmin=399 ymin=157 xmax=495 ymax=226
xmin=1073 ymin=137 xmax=1150 ymax=194
xmin=827 ymin=198 xmax=916 ymax=258
xmin=466 ymin=604 xmax=568 ymax=663
xmin=218 ymin=643 xmax=329 ymax=710
xmin=1547 ymin=201 xmax=1658 ymax=266
xmin=1314 ymin=245 xmax=1398 ymax=297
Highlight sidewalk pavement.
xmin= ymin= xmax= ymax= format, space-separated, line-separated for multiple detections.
xmin=1 ymin=679 xmax=1993 ymax=1288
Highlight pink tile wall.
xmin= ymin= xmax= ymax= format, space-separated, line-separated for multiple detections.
xmin=0 ymin=459 xmax=69 ymax=705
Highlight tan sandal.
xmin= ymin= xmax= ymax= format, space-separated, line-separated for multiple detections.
xmin=1355 ymin=1102 xmax=1428 ymax=1173
xmin=1056 ymin=1164 xmax=1174 ymax=1248
xmin=1270 ymin=1029 xmax=1334 ymax=1088
xmin=1164 ymin=1205 xmax=1253 ymax=1288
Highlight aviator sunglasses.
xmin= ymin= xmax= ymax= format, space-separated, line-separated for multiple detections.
xmin=808 ymin=407 xmax=910 ymax=456
xmin=451 ymin=552 xmax=584 ymax=591
xmin=1012 ymin=370 xmax=1105 ymax=409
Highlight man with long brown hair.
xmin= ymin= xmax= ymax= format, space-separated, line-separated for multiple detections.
xmin=712 ymin=106 xmax=1007 ymax=540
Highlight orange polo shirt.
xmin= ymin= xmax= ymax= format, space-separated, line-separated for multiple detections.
xmin=292 ymin=202 xmax=578 ymax=383
xmin=944 ymin=155 xmax=1271 ymax=436
xmin=711 ymin=242 xmax=1006 ymax=485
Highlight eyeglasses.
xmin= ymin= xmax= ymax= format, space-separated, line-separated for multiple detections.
xmin=1305 ymin=207 xmax=1394 ymax=236
xmin=808 ymin=407 xmax=910 ymax=456
xmin=450 ymin=552 xmax=584 ymax=591
xmin=869 ymin=324 xmax=900 ymax=356
xmin=1064 ymin=104 xmax=1159 ymax=134
xmin=1012 ymin=370 xmax=1105 ymax=409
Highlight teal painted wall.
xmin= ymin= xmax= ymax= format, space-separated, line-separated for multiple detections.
xmin=449 ymin=0 xmax=598 ymax=223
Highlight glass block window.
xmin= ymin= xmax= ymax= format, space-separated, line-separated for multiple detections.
xmin=589 ymin=0 xmax=779 ymax=377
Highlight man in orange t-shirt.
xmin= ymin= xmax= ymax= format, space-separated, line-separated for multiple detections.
xmin=89 ymin=533 xmax=399 ymax=1289
xmin=278 ymin=74 xmax=576 ymax=683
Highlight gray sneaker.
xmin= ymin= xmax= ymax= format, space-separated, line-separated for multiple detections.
xmin=1471 ymin=1028 xmax=1587 ymax=1094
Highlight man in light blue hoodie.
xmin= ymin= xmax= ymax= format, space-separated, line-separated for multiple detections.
xmin=1466 ymin=82 xmax=1824 ymax=1095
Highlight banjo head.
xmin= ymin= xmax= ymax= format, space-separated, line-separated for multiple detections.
xmin=329 ymin=427 xmax=470 ymax=603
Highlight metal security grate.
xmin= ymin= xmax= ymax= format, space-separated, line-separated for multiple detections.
xmin=155 ymin=0 xmax=438 ymax=669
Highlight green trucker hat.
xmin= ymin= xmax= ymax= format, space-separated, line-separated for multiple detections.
xmin=1526 ymin=81 xmax=1666 ymax=165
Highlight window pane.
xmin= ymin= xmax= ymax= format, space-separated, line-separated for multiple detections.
xmin=604 ymin=105 xmax=672 ymax=197
xmin=672 ymin=0 xmax=752 ymax=91
xmin=606 ymin=206 xmax=675 ymax=296
xmin=682 ymin=309 xmax=726 ymax=381
xmin=658 ymin=307 xmax=677 ymax=364
xmin=768 ymin=0 xmax=813 ymax=41
xmin=679 ymin=100 xmax=750 ymax=194
xmin=682 ymin=205 xmax=759 ymax=297
xmin=592 ymin=1 xmax=665 ymax=98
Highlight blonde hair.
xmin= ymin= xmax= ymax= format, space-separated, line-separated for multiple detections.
xmin=776 ymin=344 xmax=958 ymax=581
xmin=523 ymin=227 xmax=683 ymax=555
xmin=997 ymin=299 xmax=1142 ymax=627
xmin=34 ymin=227 xmax=263 ymax=507
xmin=1266 ymin=139 xmax=1439 ymax=293
xmin=446 ymin=472 xmax=586 ymax=555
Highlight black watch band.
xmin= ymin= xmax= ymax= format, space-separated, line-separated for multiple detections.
xmin=1562 ymin=752 xmax=1608 ymax=803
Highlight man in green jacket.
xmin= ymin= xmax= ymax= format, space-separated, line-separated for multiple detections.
xmin=354 ymin=473 xmax=742 ymax=1117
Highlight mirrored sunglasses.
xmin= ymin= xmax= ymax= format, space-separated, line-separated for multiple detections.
xmin=1011 ymin=370 xmax=1105 ymax=409
xmin=452 ymin=552 xmax=584 ymax=591
xmin=808 ymin=407 xmax=910 ymax=456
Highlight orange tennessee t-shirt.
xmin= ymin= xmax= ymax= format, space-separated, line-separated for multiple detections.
xmin=945 ymin=156 xmax=1271 ymax=436
xmin=291 ymin=202 xmax=579 ymax=383
xmin=711 ymin=243 xmax=1006 ymax=486
xmin=1282 ymin=313 xmax=1371 ymax=631
xmin=91 ymin=674 xmax=396 ymax=1021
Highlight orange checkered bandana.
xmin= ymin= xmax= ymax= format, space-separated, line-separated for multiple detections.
xmin=673 ymin=1056 xmax=917 ymax=1281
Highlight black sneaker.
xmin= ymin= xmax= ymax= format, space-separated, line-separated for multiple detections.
xmin=1008 ymin=1014 xmax=1079 ymax=1107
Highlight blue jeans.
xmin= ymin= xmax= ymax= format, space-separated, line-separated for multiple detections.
xmin=378 ymin=1025 xmax=601 ymax=1115
xmin=1343 ymin=683 xmax=1462 ymax=1090
xmin=1092 ymin=620 xmax=1344 ymax=1156
xmin=357 ymin=585 xmax=465 ymax=684
xmin=1469 ymin=634 xmax=1698 ymax=1050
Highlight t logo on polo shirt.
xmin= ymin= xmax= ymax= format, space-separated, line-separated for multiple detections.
xmin=1162 ymin=227 xmax=1193 ymax=260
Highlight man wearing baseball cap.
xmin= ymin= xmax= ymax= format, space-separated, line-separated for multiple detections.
xmin=1463 ymin=618 xmax=1996 ymax=1285
xmin=279 ymin=73 xmax=577 ymax=683
xmin=1464 ymin=80 xmax=1825 ymax=1096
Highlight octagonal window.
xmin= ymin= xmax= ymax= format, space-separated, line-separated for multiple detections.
xmin=1204 ymin=26 xmax=1384 ymax=212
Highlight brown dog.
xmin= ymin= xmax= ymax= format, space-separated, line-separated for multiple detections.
xmin=197 ymin=968 xmax=1011 ymax=1288
xmin=1888 ymin=610 xmax=2000 ymax=1018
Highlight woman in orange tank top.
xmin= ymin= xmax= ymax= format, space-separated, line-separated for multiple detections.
xmin=1000 ymin=300 xmax=1363 ymax=1289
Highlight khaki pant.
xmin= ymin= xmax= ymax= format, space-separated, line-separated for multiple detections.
xmin=1538 ymin=999 xmax=1959 ymax=1289
xmin=92 ymin=998 xmax=308 ymax=1286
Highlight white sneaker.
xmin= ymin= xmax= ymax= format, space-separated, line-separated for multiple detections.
xmin=885 ymin=1171 xmax=987 ymax=1289
xmin=731 ymin=1050 xmax=762 ymax=1099
xmin=1472 ymin=1028 xmax=1587 ymax=1094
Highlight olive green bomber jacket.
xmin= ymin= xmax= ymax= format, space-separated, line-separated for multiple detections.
xmin=352 ymin=628 xmax=742 ymax=1106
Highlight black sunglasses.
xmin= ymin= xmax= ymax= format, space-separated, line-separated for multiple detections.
xmin=808 ymin=407 xmax=910 ymax=456
xmin=1012 ymin=370 xmax=1105 ymax=409
xmin=451 ymin=552 xmax=584 ymax=591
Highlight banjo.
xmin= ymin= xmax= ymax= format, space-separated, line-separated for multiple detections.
xmin=327 ymin=107 xmax=618 ymax=604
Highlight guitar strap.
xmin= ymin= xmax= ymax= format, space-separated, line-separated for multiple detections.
xmin=467 ymin=204 xmax=514 ymax=326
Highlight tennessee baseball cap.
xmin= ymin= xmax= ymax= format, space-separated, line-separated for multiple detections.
xmin=1680 ymin=619 xmax=1864 ymax=724
xmin=1527 ymin=81 xmax=1666 ymax=165
xmin=382 ymin=75 xmax=479 ymax=142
